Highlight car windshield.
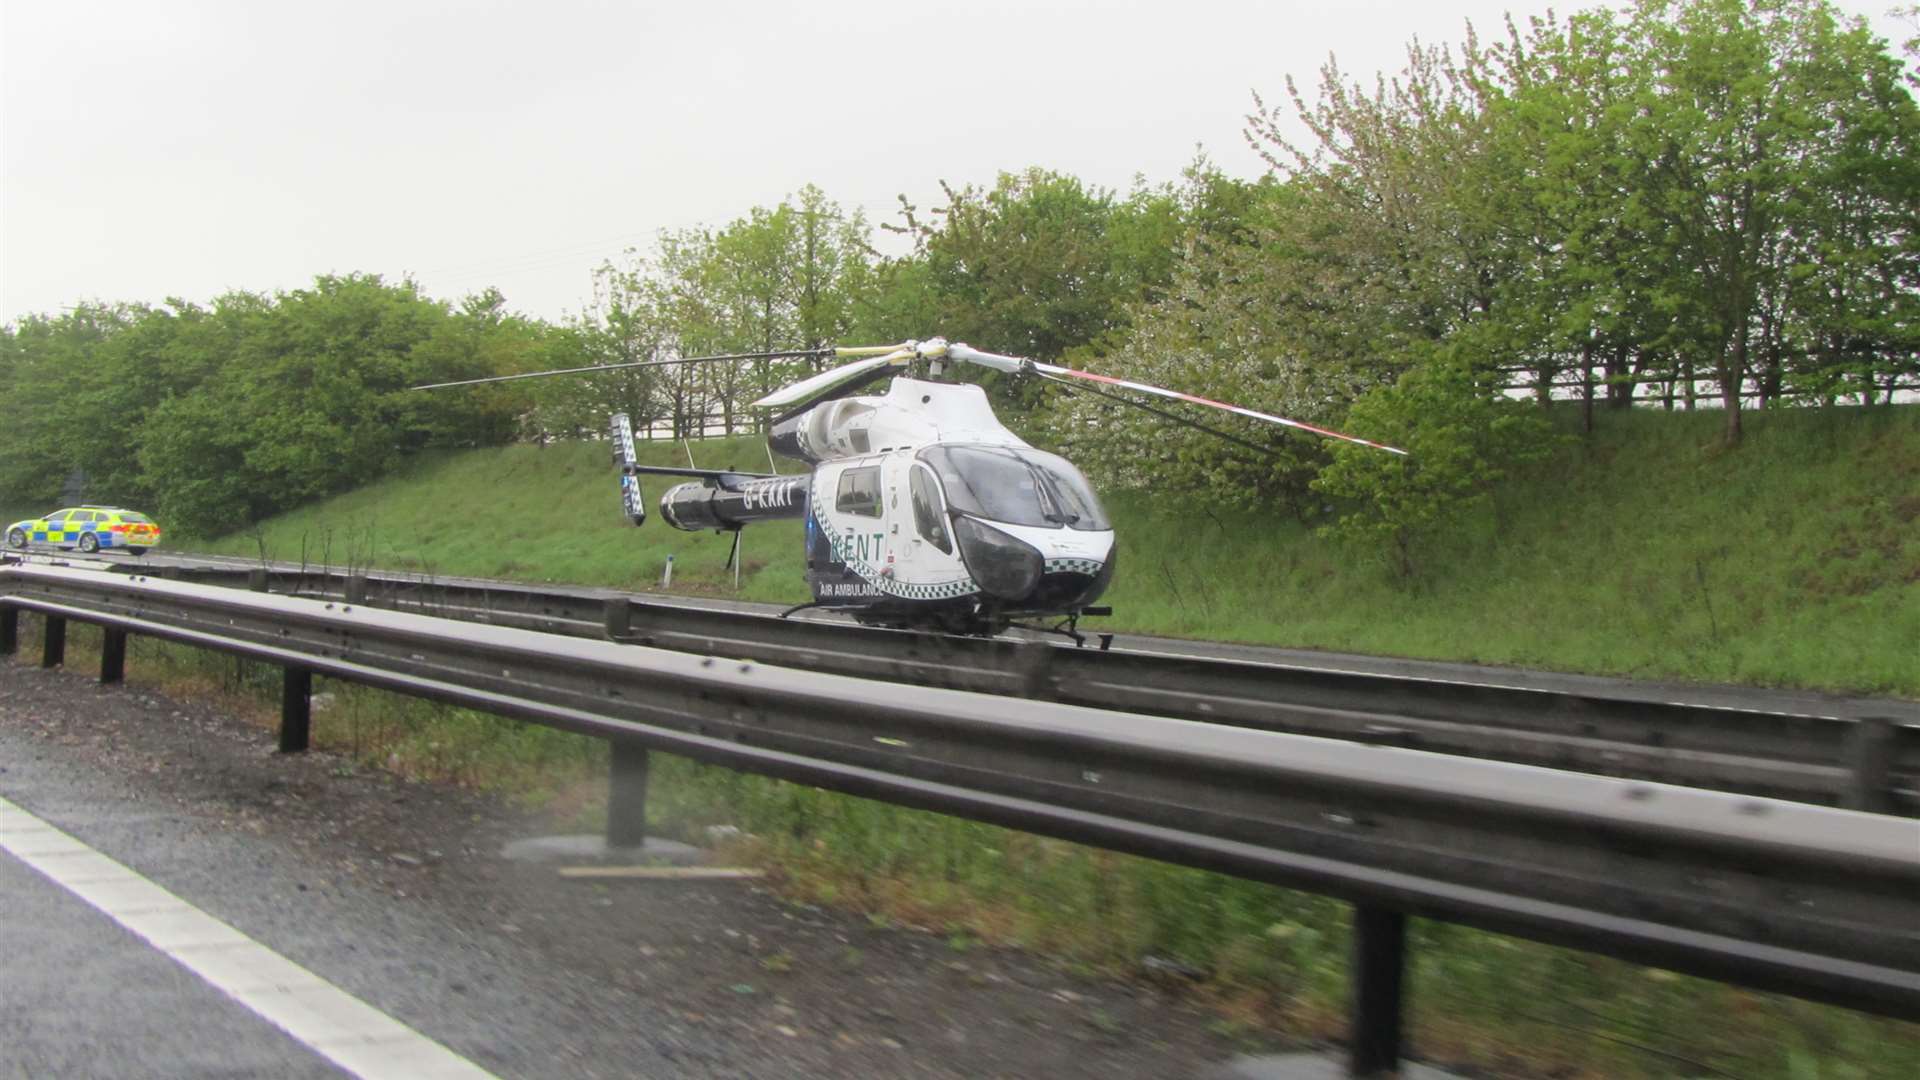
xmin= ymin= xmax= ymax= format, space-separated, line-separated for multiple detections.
xmin=120 ymin=512 xmax=152 ymax=524
xmin=918 ymin=446 xmax=1110 ymax=531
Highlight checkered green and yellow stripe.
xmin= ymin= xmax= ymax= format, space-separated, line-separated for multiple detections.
xmin=1044 ymin=557 xmax=1104 ymax=576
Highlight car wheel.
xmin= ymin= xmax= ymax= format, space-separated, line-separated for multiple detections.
xmin=6 ymin=528 xmax=26 ymax=549
xmin=79 ymin=533 xmax=99 ymax=553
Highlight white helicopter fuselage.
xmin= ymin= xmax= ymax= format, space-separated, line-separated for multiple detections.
xmin=777 ymin=378 xmax=1116 ymax=629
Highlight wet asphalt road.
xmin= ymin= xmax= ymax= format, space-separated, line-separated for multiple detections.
xmin=0 ymin=705 xmax=736 ymax=1080
xmin=0 ymin=847 xmax=348 ymax=1080
xmin=0 ymin=649 xmax=1260 ymax=1080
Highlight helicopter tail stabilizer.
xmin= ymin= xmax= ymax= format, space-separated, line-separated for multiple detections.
xmin=610 ymin=413 xmax=647 ymax=527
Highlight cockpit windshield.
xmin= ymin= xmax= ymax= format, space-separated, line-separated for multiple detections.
xmin=918 ymin=446 xmax=1111 ymax=532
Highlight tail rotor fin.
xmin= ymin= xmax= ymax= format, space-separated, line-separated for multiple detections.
xmin=610 ymin=413 xmax=647 ymax=527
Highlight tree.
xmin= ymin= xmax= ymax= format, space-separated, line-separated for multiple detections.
xmin=643 ymin=188 xmax=876 ymax=434
xmin=129 ymin=274 xmax=522 ymax=533
xmin=1603 ymin=0 xmax=1919 ymax=439
xmin=0 ymin=304 xmax=143 ymax=505
xmin=1042 ymin=172 xmax=1385 ymax=511
xmin=529 ymin=256 xmax=679 ymax=439
xmin=865 ymin=169 xmax=1183 ymax=362
xmin=1311 ymin=343 xmax=1560 ymax=577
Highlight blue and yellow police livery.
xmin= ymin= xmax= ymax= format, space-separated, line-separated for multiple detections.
xmin=6 ymin=506 xmax=162 ymax=555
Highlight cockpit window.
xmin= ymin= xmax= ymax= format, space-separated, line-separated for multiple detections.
xmin=917 ymin=446 xmax=1111 ymax=531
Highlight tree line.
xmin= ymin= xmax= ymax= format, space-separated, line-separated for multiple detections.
xmin=0 ymin=278 xmax=532 ymax=533
xmin=3 ymin=0 xmax=1913 ymax=558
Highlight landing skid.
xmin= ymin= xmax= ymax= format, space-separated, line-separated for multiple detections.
xmin=782 ymin=597 xmax=1112 ymax=648
xmin=778 ymin=599 xmax=868 ymax=620
xmin=1008 ymin=609 xmax=1114 ymax=650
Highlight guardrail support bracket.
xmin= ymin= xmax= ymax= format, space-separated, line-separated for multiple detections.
xmin=280 ymin=667 xmax=312 ymax=753
xmin=1844 ymin=717 xmax=1896 ymax=814
xmin=1349 ymin=905 xmax=1407 ymax=1078
xmin=603 ymin=598 xmax=632 ymax=642
xmin=40 ymin=615 xmax=66 ymax=668
xmin=607 ymin=743 xmax=650 ymax=848
xmin=0 ymin=607 xmax=16 ymax=655
xmin=100 ymin=628 xmax=127 ymax=684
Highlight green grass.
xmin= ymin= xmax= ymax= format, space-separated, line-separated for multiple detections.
xmin=1094 ymin=403 xmax=1919 ymax=695
xmin=196 ymin=436 xmax=811 ymax=604
xmin=163 ymin=403 xmax=1920 ymax=1077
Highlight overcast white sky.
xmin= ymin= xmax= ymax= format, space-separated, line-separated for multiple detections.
xmin=2 ymin=1 xmax=1910 ymax=326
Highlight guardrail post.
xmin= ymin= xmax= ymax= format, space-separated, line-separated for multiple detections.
xmin=607 ymin=742 xmax=650 ymax=848
xmin=40 ymin=615 xmax=66 ymax=668
xmin=345 ymin=575 xmax=368 ymax=605
xmin=1843 ymin=717 xmax=1896 ymax=814
xmin=1349 ymin=905 xmax=1408 ymax=1078
xmin=0 ymin=607 xmax=16 ymax=655
xmin=280 ymin=667 xmax=312 ymax=753
xmin=99 ymin=628 xmax=127 ymax=684
xmin=603 ymin=597 xmax=631 ymax=641
xmin=247 ymin=568 xmax=268 ymax=592
xmin=1013 ymin=641 xmax=1057 ymax=699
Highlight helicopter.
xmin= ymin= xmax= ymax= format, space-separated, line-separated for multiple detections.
xmin=417 ymin=338 xmax=1405 ymax=641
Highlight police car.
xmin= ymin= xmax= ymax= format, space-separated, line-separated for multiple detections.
xmin=6 ymin=506 xmax=162 ymax=555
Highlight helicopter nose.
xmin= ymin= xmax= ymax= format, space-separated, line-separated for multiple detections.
xmin=953 ymin=517 xmax=1045 ymax=600
xmin=1029 ymin=551 xmax=1115 ymax=610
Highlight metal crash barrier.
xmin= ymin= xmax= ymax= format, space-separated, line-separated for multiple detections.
xmin=77 ymin=554 xmax=1920 ymax=816
xmin=2 ymin=562 xmax=1917 ymax=1078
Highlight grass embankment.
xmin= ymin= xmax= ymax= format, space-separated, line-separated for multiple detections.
xmin=202 ymin=405 xmax=1919 ymax=695
xmin=167 ymin=404 xmax=1920 ymax=1077
xmin=197 ymin=434 xmax=812 ymax=604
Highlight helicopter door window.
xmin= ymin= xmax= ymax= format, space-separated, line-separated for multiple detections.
xmin=835 ymin=465 xmax=883 ymax=518
xmin=909 ymin=465 xmax=952 ymax=554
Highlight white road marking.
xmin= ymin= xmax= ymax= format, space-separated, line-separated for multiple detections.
xmin=0 ymin=795 xmax=499 ymax=1080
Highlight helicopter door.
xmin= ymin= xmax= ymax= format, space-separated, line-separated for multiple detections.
xmin=894 ymin=458 xmax=959 ymax=585
xmin=814 ymin=460 xmax=888 ymax=597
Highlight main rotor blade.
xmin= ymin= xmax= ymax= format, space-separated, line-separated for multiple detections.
xmin=769 ymin=361 xmax=900 ymax=425
xmin=1037 ymin=363 xmax=1408 ymax=456
xmin=942 ymin=342 xmax=1028 ymax=373
xmin=411 ymin=348 xmax=833 ymax=391
xmin=1034 ymin=372 xmax=1285 ymax=461
xmin=831 ymin=343 xmax=913 ymax=358
xmin=750 ymin=349 xmax=912 ymax=409
xmin=945 ymin=341 xmax=1406 ymax=457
